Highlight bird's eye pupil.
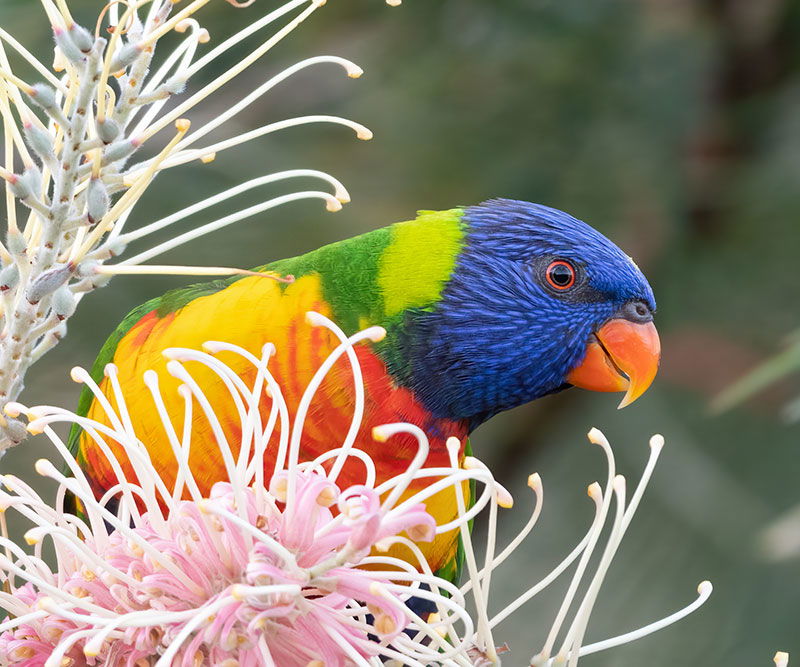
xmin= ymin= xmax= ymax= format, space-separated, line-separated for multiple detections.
xmin=545 ymin=260 xmax=576 ymax=290
xmin=551 ymin=265 xmax=571 ymax=285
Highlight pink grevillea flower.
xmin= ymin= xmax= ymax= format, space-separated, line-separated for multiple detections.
xmin=0 ymin=474 xmax=437 ymax=666
xmin=0 ymin=314 xmax=491 ymax=666
xmin=0 ymin=313 xmax=723 ymax=666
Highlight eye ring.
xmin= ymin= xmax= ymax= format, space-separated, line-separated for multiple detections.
xmin=545 ymin=260 xmax=576 ymax=290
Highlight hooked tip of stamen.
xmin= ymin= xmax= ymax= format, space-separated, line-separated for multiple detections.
xmin=649 ymin=433 xmax=665 ymax=452
xmin=463 ymin=456 xmax=481 ymax=470
xmin=175 ymin=118 xmax=191 ymax=133
xmin=162 ymin=348 xmax=187 ymax=361
xmin=83 ymin=640 xmax=103 ymax=657
xmin=269 ymin=476 xmax=288 ymax=502
xmin=364 ymin=326 xmax=386 ymax=343
xmin=23 ymin=529 xmax=41 ymax=546
xmin=446 ymin=436 xmax=462 ymax=457
xmin=305 ymin=311 xmax=328 ymax=327
xmin=3 ymin=402 xmax=23 ymax=418
xmin=200 ymin=152 xmax=216 ymax=164
xmin=527 ymin=472 xmax=541 ymax=491
xmin=356 ymin=127 xmax=373 ymax=141
xmin=496 ymin=487 xmax=514 ymax=509
xmin=587 ymin=481 xmax=602 ymax=499
xmin=613 ymin=475 xmax=626 ymax=493
xmin=697 ymin=580 xmax=713 ymax=596
xmin=333 ymin=186 xmax=351 ymax=203
xmin=325 ymin=197 xmax=343 ymax=212
xmin=165 ymin=360 xmax=184 ymax=377
xmin=587 ymin=427 xmax=608 ymax=447
xmin=102 ymin=363 xmax=118 ymax=378
xmin=35 ymin=596 xmax=55 ymax=612
xmin=774 ymin=652 xmax=789 ymax=667
xmin=386 ymin=0 xmax=402 ymax=6
xmin=142 ymin=369 xmax=158 ymax=386
xmin=27 ymin=420 xmax=46 ymax=435
xmin=406 ymin=523 xmax=435 ymax=542
xmin=34 ymin=459 xmax=55 ymax=477
xmin=346 ymin=65 xmax=364 ymax=79
xmin=70 ymin=366 xmax=87 ymax=383
xmin=316 ymin=486 xmax=337 ymax=507
xmin=373 ymin=612 xmax=397 ymax=636
xmin=368 ymin=581 xmax=387 ymax=597
xmin=371 ymin=425 xmax=390 ymax=443
xmin=374 ymin=538 xmax=393 ymax=552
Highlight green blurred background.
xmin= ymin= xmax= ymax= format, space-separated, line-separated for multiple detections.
xmin=1 ymin=0 xmax=799 ymax=664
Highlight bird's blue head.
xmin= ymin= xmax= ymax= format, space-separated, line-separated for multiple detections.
xmin=405 ymin=198 xmax=660 ymax=428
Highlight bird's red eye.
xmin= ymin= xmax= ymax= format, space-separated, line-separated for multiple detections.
xmin=546 ymin=260 xmax=575 ymax=290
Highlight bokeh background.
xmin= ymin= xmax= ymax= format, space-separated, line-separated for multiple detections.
xmin=1 ymin=0 xmax=799 ymax=664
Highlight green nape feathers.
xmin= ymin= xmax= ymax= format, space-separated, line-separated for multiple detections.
xmin=266 ymin=208 xmax=466 ymax=330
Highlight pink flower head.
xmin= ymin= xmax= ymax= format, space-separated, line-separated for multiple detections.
xmin=0 ymin=318 xmax=490 ymax=666
xmin=0 ymin=316 xmax=713 ymax=666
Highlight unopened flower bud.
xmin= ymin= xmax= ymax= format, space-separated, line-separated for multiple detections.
xmin=110 ymin=43 xmax=142 ymax=72
xmin=53 ymin=26 xmax=85 ymax=63
xmin=23 ymin=123 xmax=55 ymax=162
xmin=52 ymin=45 xmax=68 ymax=73
xmin=91 ymin=274 xmax=112 ymax=289
xmin=163 ymin=76 xmax=186 ymax=96
xmin=52 ymin=286 xmax=77 ymax=320
xmin=107 ymin=239 xmax=127 ymax=257
xmin=103 ymin=138 xmax=140 ymax=163
xmin=6 ymin=228 xmax=26 ymax=255
xmin=26 ymin=265 xmax=73 ymax=304
xmin=68 ymin=23 xmax=95 ymax=53
xmin=20 ymin=166 xmax=42 ymax=197
xmin=76 ymin=260 xmax=99 ymax=278
xmin=96 ymin=117 xmax=120 ymax=144
xmin=6 ymin=173 xmax=31 ymax=200
xmin=87 ymin=178 xmax=109 ymax=224
xmin=4 ymin=418 xmax=28 ymax=445
xmin=26 ymin=83 xmax=58 ymax=111
xmin=0 ymin=264 xmax=19 ymax=292
xmin=93 ymin=239 xmax=127 ymax=259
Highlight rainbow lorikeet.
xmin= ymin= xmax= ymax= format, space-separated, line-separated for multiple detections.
xmin=70 ymin=198 xmax=660 ymax=584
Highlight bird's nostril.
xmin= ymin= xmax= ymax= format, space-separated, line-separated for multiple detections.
xmin=620 ymin=300 xmax=652 ymax=323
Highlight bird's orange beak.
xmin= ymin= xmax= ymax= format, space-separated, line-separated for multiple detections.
xmin=566 ymin=318 xmax=660 ymax=408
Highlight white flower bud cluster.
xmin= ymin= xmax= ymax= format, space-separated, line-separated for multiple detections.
xmin=0 ymin=0 xmax=396 ymax=452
